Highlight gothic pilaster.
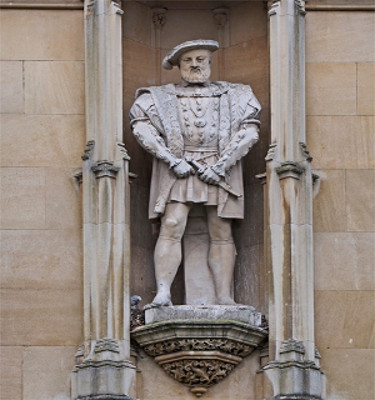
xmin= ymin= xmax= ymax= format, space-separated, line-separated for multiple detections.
xmin=71 ymin=1 xmax=136 ymax=399
xmin=257 ymin=1 xmax=325 ymax=398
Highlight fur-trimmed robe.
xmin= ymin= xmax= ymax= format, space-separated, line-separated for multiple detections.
xmin=129 ymin=81 xmax=261 ymax=220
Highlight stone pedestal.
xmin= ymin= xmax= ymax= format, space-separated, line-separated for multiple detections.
xmin=132 ymin=305 xmax=267 ymax=397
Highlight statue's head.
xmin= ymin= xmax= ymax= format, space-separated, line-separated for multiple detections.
xmin=162 ymin=39 xmax=219 ymax=84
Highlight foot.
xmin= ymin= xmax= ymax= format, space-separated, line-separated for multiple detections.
xmin=216 ymin=296 xmax=238 ymax=306
xmin=148 ymin=291 xmax=173 ymax=308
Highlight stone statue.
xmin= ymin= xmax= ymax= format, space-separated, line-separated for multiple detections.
xmin=130 ymin=39 xmax=261 ymax=307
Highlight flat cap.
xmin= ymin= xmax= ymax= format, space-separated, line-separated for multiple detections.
xmin=162 ymin=39 xmax=219 ymax=70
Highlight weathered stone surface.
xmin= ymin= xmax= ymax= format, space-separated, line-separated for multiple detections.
xmin=306 ymin=62 xmax=356 ymax=115
xmin=0 ymin=10 xmax=84 ymax=61
xmin=315 ymin=290 xmax=375 ymax=349
xmin=320 ymin=348 xmax=375 ymax=400
xmin=307 ymin=116 xmax=375 ymax=169
xmin=25 ymin=61 xmax=84 ymax=115
xmin=1 ymin=229 xmax=82 ymax=290
xmin=313 ymin=169 xmax=346 ymax=232
xmin=145 ymin=305 xmax=262 ymax=326
xmin=0 ymin=168 xmax=46 ymax=229
xmin=46 ymin=168 xmax=81 ymax=229
xmin=306 ymin=11 xmax=375 ymax=62
xmin=0 ymin=346 xmax=23 ymax=400
xmin=23 ymin=346 xmax=76 ymax=400
xmin=0 ymin=114 xmax=85 ymax=167
xmin=315 ymin=232 xmax=375 ymax=291
xmin=346 ymin=169 xmax=375 ymax=232
xmin=0 ymin=61 xmax=24 ymax=113
xmin=358 ymin=62 xmax=375 ymax=115
xmin=0 ymin=288 xmax=82 ymax=346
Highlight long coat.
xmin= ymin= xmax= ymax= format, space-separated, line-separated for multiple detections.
xmin=130 ymin=81 xmax=261 ymax=220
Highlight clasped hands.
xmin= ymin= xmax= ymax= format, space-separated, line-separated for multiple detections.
xmin=172 ymin=159 xmax=221 ymax=185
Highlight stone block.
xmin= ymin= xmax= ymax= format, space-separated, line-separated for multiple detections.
xmin=314 ymin=232 xmax=375 ymax=291
xmin=25 ymin=61 xmax=84 ymax=114
xmin=46 ymin=168 xmax=81 ymax=229
xmin=346 ymin=169 xmax=375 ymax=232
xmin=145 ymin=305 xmax=261 ymax=326
xmin=23 ymin=346 xmax=76 ymax=400
xmin=307 ymin=116 xmax=374 ymax=169
xmin=230 ymin=2 xmax=267 ymax=46
xmin=315 ymin=290 xmax=375 ymax=349
xmin=0 ymin=346 xmax=23 ymax=400
xmin=1 ymin=229 xmax=82 ymax=290
xmin=0 ymin=10 xmax=84 ymax=61
xmin=358 ymin=62 xmax=375 ymax=115
xmin=0 ymin=61 xmax=24 ymax=113
xmin=319 ymin=348 xmax=375 ymax=400
xmin=0 ymin=167 xmax=45 ymax=229
xmin=313 ymin=169 xmax=346 ymax=232
xmin=0 ymin=114 xmax=85 ymax=167
xmin=306 ymin=63 xmax=356 ymax=115
xmin=0 ymin=288 xmax=82 ymax=346
xmin=306 ymin=12 xmax=375 ymax=63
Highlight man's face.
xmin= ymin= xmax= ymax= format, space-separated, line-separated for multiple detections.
xmin=179 ymin=49 xmax=211 ymax=84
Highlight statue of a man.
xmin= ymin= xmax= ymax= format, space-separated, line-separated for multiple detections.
xmin=130 ymin=40 xmax=261 ymax=307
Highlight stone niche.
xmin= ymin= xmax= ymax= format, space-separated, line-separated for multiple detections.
xmin=123 ymin=0 xmax=270 ymax=310
xmin=123 ymin=2 xmax=270 ymax=397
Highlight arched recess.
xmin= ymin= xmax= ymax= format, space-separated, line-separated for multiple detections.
xmin=122 ymin=0 xmax=270 ymax=311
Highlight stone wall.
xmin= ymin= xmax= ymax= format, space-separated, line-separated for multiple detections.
xmin=306 ymin=10 xmax=375 ymax=400
xmin=0 ymin=2 xmax=374 ymax=400
xmin=0 ymin=8 xmax=85 ymax=400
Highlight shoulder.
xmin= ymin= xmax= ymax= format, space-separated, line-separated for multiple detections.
xmin=212 ymin=81 xmax=253 ymax=94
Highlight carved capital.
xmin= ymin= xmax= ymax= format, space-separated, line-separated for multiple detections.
xmin=212 ymin=8 xmax=228 ymax=29
xmin=280 ymin=338 xmax=305 ymax=355
xmin=94 ymin=338 xmax=120 ymax=354
xmin=276 ymin=161 xmax=304 ymax=180
xmin=152 ymin=7 xmax=167 ymax=28
xmin=91 ymin=161 xmax=120 ymax=179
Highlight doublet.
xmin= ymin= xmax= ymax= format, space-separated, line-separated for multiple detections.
xmin=130 ymin=81 xmax=261 ymax=219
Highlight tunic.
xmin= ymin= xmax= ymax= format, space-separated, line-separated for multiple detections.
xmin=129 ymin=81 xmax=261 ymax=220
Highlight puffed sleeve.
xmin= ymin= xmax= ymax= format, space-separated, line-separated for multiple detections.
xmin=129 ymin=93 xmax=181 ymax=168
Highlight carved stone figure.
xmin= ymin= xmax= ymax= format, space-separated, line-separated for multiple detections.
xmin=130 ymin=39 xmax=261 ymax=307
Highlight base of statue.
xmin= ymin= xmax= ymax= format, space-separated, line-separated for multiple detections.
xmin=131 ymin=305 xmax=267 ymax=397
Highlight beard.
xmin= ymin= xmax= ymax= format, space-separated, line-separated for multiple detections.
xmin=181 ymin=67 xmax=211 ymax=84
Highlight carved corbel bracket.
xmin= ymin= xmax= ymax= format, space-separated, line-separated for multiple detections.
xmin=212 ymin=8 xmax=228 ymax=29
xmin=131 ymin=306 xmax=267 ymax=397
xmin=152 ymin=7 xmax=167 ymax=28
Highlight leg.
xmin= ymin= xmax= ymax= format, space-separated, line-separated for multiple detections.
xmin=206 ymin=206 xmax=237 ymax=305
xmin=151 ymin=202 xmax=191 ymax=306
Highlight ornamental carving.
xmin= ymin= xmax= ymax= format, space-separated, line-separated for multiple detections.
xmin=131 ymin=317 xmax=267 ymax=397
xmin=143 ymin=338 xmax=253 ymax=358
xmin=161 ymin=358 xmax=236 ymax=397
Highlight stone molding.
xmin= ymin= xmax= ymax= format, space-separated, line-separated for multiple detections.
xmin=212 ymin=8 xmax=229 ymax=29
xmin=91 ymin=161 xmax=120 ymax=179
